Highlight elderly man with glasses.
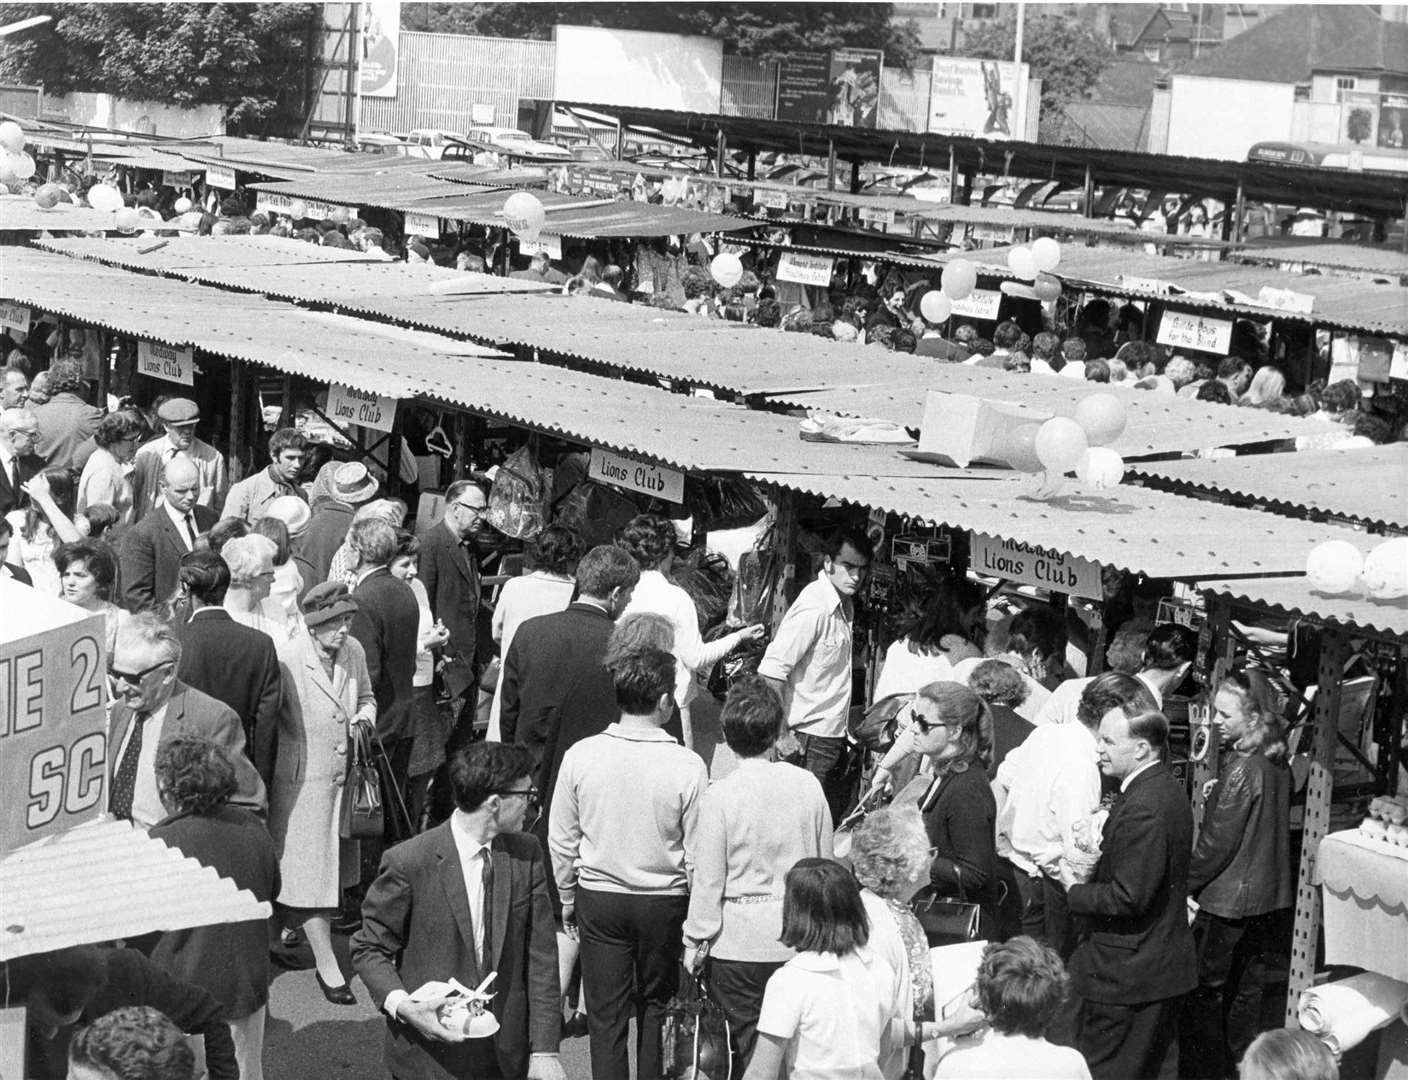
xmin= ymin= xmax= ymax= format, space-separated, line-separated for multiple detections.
xmin=106 ymin=611 xmax=266 ymax=829
xmin=419 ymin=478 xmax=489 ymax=732
xmin=0 ymin=407 xmax=43 ymax=517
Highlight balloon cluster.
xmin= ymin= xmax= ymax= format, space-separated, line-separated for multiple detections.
xmin=1003 ymin=391 xmax=1127 ymax=498
xmin=1306 ymin=538 xmax=1408 ymax=601
xmin=0 ymin=120 xmax=37 ymax=193
xmin=1005 ymin=238 xmax=1063 ymax=302
xmin=502 ymin=191 xmax=546 ymax=242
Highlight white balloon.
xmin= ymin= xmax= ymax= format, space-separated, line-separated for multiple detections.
xmin=1305 ymin=540 xmax=1364 ymax=596
xmin=173 ymin=196 xmax=193 ymax=214
xmin=5 ymin=152 xmax=35 ymax=180
xmin=1075 ymin=447 xmax=1125 ymax=490
xmin=87 ymin=183 xmax=125 ymax=212
xmin=1361 ymin=538 xmax=1408 ymax=600
xmin=1031 ymin=236 xmax=1062 ymax=272
xmin=1007 ymin=246 xmax=1037 ymax=281
xmin=710 ymin=252 xmax=743 ymax=288
xmin=288 ymin=199 xmax=307 ymax=220
xmin=114 ymin=207 xmax=141 ymax=234
xmin=0 ymin=120 xmax=24 ymax=153
xmin=919 ymin=290 xmax=951 ymax=323
xmin=502 ymin=191 xmax=546 ymax=241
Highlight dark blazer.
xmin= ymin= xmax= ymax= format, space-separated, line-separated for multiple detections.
xmin=1066 ymin=763 xmax=1197 ymax=1004
xmin=149 ymin=805 xmax=281 ymax=1017
xmin=417 ymin=519 xmax=482 ymax=688
xmin=500 ymin=602 xmax=619 ymax=811
xmin=915 ymin=764 xmax=999 ymax=903
xmin=175 ymin=608 xmax=283 ymax=785
xmin=351 ymin=566 xmax=420 ymax=741
xmin=0 ymin=450 xmax=44 ymax=517
xmin=108 ymin=681 xmax=267 ymax=818
xmin=988 ymin=703 xmax=1035 ymax=780
xmin=1188 ymin=750 xmax=1293 ymax=918
xmin=118 ymin=502 xmax=218 ymax=612
xmin=299 ymin=501 xmax=355 ymax=586
xmin=351 ymin=827 xmax=561 ymax=1080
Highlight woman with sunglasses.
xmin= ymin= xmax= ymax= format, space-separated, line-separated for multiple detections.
xmin=901 ymin=683 xmax=1000 ymax=941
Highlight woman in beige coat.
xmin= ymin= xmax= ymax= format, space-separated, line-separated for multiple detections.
xmin=269 ymin=582 xmax=376 ymax=1005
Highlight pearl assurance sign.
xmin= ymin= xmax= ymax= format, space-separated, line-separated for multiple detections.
xmin=970 ymin=532 xmax=1101 ymax=600
xmin=137 ymin=340 xmax=194 ymax=386
xmin=589 ymin=447 xmax=684 ymax=504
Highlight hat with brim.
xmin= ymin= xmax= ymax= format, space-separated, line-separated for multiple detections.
xmin=264 ymin=495 xmax=312 ymax=538
xmin=332 ymin=462 xmax=378 ymax=505
xmin=303 ymin=581 xmax=359 ymax=628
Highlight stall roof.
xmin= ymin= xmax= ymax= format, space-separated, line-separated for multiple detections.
xmin=1 ymin=819 xmax=272 ymax=961
xmin=1130 ymin=445 xmax=1408 ymax=530
xmin=1199 ymin=578 xmax=1408 ymax=641
xmin=29 ymin=236 xmax=1344 ymax=457
xmin=0 ymin=196 xmax=191 ymax=233
xmin=563 ymin=102 xmax=1408 ymax=219
xmin=8 ymin=244 xmax=1375 ymax=580
xmin=1232 ymin=239 xmax=1408 ymax=279
xmin=94 ymin=147 xmax=209 ymax=173
xmin=249 ymin=169 xmax=510 ymax=209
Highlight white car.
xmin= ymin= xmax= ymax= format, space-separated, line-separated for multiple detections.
xmin=405 ymin=129 xmax=462 ymax=160
xmin=465 ymin=126 xmax=572 ymax=161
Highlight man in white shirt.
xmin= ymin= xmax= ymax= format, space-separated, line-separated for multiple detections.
xmin=106 ymin=612 xmax=266 ymax=829
xmin=549 ymin=647 xmax=707 ymax=1080
xmin=759 ymin=527 xmax=873 ymax=825
xmin=995 ymin=672 xmax=1159 ymax=955
xmin=129 ymin=397 xmax=228 ymax=521
xmin=1032 ymin=623 xmax=1196 ymax=726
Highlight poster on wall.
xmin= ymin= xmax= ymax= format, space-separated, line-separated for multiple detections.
xmin=828 ymin=49 xmax=883 ymax=128
xmin=1378 ymin=96 xmax=1407 ymax=149
xmin=776 ymin=52 xmax=831 ymax=124
xmin=360 ymin=0 xmax=401 ymax=99
xmin=928 ymin=57 xmax=1030 ymax=139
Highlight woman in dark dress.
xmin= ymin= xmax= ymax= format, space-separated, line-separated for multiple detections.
xmin=149 ymin=737 xmax=281 ymax=1080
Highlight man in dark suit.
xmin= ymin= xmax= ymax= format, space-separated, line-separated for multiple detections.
xmin=119 ymin=454 xmax=217 ymax=612
xmin=1065 ymin=698 xmax=1197 ymax=1080
xmin=418 ymin=478 xmax=486 ymax=726
xmin=500 ymin=545 xmax=639 ymax=909
xmin=107 ymin=612 xmax=267 ymax=829
xmin=0 ymin=407 xmax=44 ymax=517
xmin=349 ymin=517 xmax=420 ymax=835
xmin=352 ymin=741 xmax=565 ymax=1080
xmin=172 ymin=551 xmax=282 ymax=785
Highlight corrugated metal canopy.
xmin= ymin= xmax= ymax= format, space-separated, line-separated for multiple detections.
xmin=0 ymin=197 xmax=191 ymax=233
xmin=95 ymin=148 xmax=207 ymax=173
xmin=746 ymin=471 xmax=1382 ymax=579
xmin=1 ymin=819 xmax=272 ymax=961
xmin=1232 ymin=240 xmax=1408 ymax=280
xmin=249 ymin=170 xmax=513 ymax=208
xmin=1131 ymin=445 xmax=1408 ymax=530
xmin=767 ymin=374 xmax=1340 ymax=459
xmin=1199 ymin=578 xmax=1408 ymax=641
xmin=4 ymin=246 xmax=1379 ymax=580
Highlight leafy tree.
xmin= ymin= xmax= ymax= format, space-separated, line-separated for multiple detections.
xmin=961 ymin=15 xmax=1113 ymax=116
xmin=0 ymin=3 xmax=318 ymax=134
xmin=1345 ymin=107 xmax=1373 ymax=145
xmin=403 ymin=3 xmax=923 ymax=67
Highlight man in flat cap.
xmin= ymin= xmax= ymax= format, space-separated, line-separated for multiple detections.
xmin=130 ymin=397 xmax=228 ymax=523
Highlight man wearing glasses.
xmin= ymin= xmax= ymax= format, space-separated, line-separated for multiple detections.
xmin=353 ymin=741 xmax=565 ymax=1080
xmin=419 ymin=478 xmax=489 ymax=730
xmin=107 ymin=612 xmax=266 ymax=829
xmin=0 ymin=407 xmax=43 ymax=517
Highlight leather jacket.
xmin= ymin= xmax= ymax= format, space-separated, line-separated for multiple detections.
xmin=1189 ymin=749 xmax=1293 ymax=918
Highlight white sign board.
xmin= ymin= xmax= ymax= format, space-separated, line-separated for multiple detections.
xmin=0 ymin=302 xmax=31 ymax=334
xmin=948 ymin=289 xmax=1003 ymax=321
xmin=204 ymin=163 xmax=236 ymax=190
xmin=929 ymin=57 xmax=1031 ymax=140
xmin=776 ymin=251 xmax=835 ymax=287
xmin=970 ymin=532 xmax=1101 ymax=600
xmin=255 ymin=191 xmax=292 ymax=215
xmin=755 ymin=188 xmax=790 ymax=210
xmin=971 ymin=224 xmax=1014 ymax=244
xmin=1254 ymin=286 xmax=1315 ymax=315
xmin=360 ymin=0 xmax=401 ymax=98
xmin=327 ymin=384 xmax=397 ymax=433
xmin=136 ymin=340 xmax=195 ymax=386
xmin=0 ymin=581 xmax=108 ymax=855
xmin=404 ymin=212 xmax=441 ymax=238
xmin=1118 ymin=274 xmax=1169 ymax=295
xmin=859 ymin=206 xmax=896 ymax=225
xmin=519 ymin=233 xmax=563 ymax=259
xmin=589 ymin=447 xmax=684 ymax=504
xmin=1156 ymin=310 xmax=1233 ymax=355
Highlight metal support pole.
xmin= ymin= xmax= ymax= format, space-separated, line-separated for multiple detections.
xmin=850 ymin=160 xmax=861 ymax=195
xmin=1286 ymin=629 xmax=1354 ymax=1026
xmin=1233 ymin=177 xmax=1247 ymax=245
xmin=1082 ymin=163 xmax=1095 ymax=218
xmin=1192 ymin=597 xmax=1236 ymax=832
xmin=827 ymin=139 xmax=837 ymax=191
xmin=948 ymin=146 xmax=958 ymax=204
xmin=1013 ymin=1 xmax=1027 ymax=140
xmin=279 ymin=374 xmax=294 ymax=428
xmin=716 ymin=130 xmax=726 ymax=179
xmin=228 ymin=357 xmax=247 ymax=485
xmin=747 ymin=151 xmax=756 ymax=182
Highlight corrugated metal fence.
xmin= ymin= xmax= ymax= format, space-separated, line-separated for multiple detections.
xmin=720 ymin=55 xmax=777 ymax=119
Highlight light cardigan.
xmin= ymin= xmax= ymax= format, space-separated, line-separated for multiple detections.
xmin=622 ymin=568 xmax=736 ymax=706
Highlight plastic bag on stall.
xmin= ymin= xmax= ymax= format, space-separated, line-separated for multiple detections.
xmin=554 ymin=480 xmax=642 ymax=549
xmin=728 ymin=523 xmax=782 ymax=628
xmin=670 ymin=549 xmax=733 ymax=634
xmin=486 ymin=445 xmax=548 ymax=540
xmin=683 ymin=476 xmax=769 ymax=532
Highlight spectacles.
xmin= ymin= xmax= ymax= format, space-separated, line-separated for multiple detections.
xmin=910 ymin=709 xmax=953 ymax=735
xmin=491 ymin=787 xmax=540 ymax=808
xmin=108 ymin=659 xmax=173 ymax=689
xmin=454 ymin=502 xmax=485 ymax=516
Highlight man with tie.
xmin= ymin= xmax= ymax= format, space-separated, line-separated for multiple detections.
xmin=0 ymin=407 xmax=44 ymax=517
xmin=129 ymin=397 xmax=228 ymax=521
xmin=352 ymin=741 xmax=565 ymax=1080
xmin=1064 ymin=693 xmax=1197 ymax=1080
xmin=119 ymin=454 xmax=219 ymax=612
xmin=417 ymin=478 xmax=487 ymax=733
xmin=107 ymin=612 xmax=266 ymax=829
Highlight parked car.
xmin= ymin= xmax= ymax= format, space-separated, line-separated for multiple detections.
xmin=356 ymin=132 xmax=410 ymax=156
xmin=405 ymin=129 xmax=462 ymax=160
xmin=465 ymin=126 xmax=572 ymax=161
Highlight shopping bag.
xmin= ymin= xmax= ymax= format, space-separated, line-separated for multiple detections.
xmin=486 ymin=444 xmax=548 ymax=540
xmin=662 ymin=968 xmax=732 ymax=1080
xmin=340 ymin=726 xmax=384 ymax=839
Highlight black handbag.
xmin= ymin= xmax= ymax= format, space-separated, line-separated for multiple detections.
xmin=662 ymin=966 xmax=732 ymax=1080
xmin=910 ymin=865 xmax=984 ymax=947
xmin=340 ymin=725 xmax=384 ymax=839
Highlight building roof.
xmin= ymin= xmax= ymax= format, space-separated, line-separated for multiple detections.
xmin=1177 ymin=5 xmax=1406 ymax=82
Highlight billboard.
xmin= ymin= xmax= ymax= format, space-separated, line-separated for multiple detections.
xmin=554 ymin=25 xmax=724 ymax=113
xmin=1377 ymin=96 xmax=1407 ymax=149
xmin=928 ymin=57 xmax=1031 ymax=140
xmin=360 ymin=0 xmax=401 ymax=99
xmin=776 ymin=52 xmax=831 ymax=124
xmin=828 ymin=49 xmax=884 ymax=128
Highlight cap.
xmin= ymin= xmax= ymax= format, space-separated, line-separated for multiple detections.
xmin=157 ymin=398 xmax=200 ymax=425
xmin=264 ymin=495 xmax=311 ymax=538
xmin=332 ymin=462 xmax=378 ymax=505
xmin=303 ymin=581 xmax=359 ymax=628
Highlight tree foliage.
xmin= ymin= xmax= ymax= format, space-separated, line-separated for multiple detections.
xmin=962 ymin=15 xmax=1113 ymax=115
xmin=403 ymin=3 xmax=923 ymax=67
xmin=0 ymin=3 xmax=318 ymax=133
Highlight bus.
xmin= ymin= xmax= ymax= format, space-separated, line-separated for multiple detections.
xmin=1246 ymin=141 xmax=1408 ymax=175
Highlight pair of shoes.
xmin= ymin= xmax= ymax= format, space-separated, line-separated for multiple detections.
xmin=316 ymin=971 xmax=357 ymax=1006
xmin=562 ymin=1012 xmax=589 ymax=1039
